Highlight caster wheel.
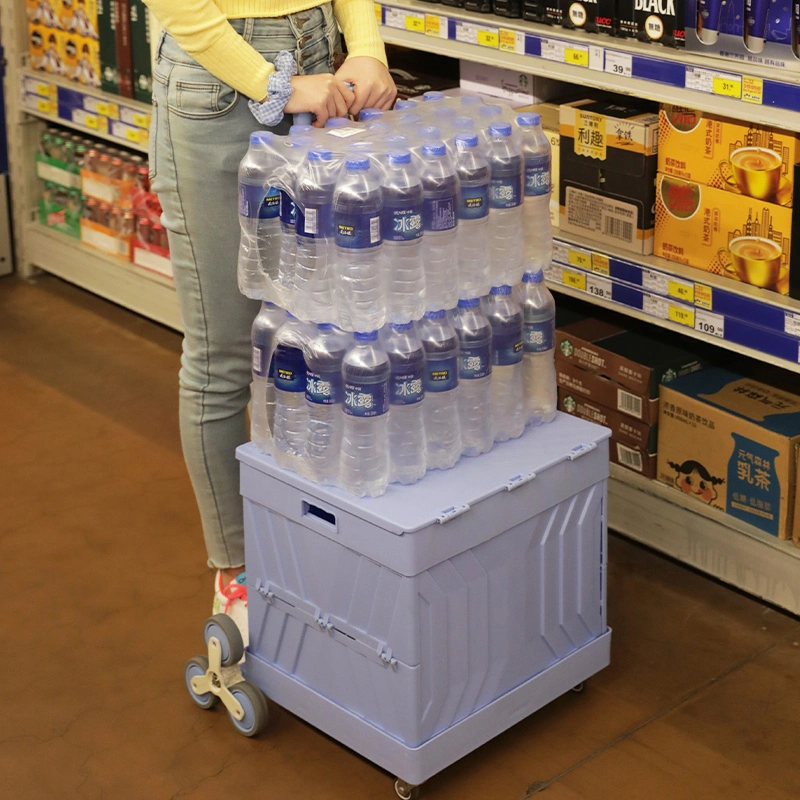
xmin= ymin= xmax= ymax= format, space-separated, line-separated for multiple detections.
xmin=185 ymin=655 xmax=219 ymax=709
xmin=571 ymin=682 xmax=585 ymax=693
xmin=203 ymin=614 xmax=244 ymax=667
xmin=394 ymin=779 xmax=419 ymax=799
xmin=228 ymin=680 xmax=269 ymax=737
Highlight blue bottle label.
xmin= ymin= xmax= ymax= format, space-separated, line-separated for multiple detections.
xmin=523 ymin=319 xmax=554 ymax=353
xmin=280 ymin=190 xmax=296 ymax=225
xmin=524 ymin=155 xmax=551 ymax=197
xmin=335 ymin=211 xmax=382 ymax=249
xmin=381 ymin=201 xmax=423 ymax=242
xmin=273 ymin=346 xmax=307 ymax=392
xmin=296 ymin=203 xmax=333 ymax=239
xmin=239 ymin=185 xmax=280 ymax=219
xmin=458 ymin=185 xmax=489 ymax=220
xmin=489 ymin=175 xmax=522 ymax=209
xmin=423 ymin=195 xmax=457 ymax=232
xmin=459 ymin=342 xmax=491 ymax=380
xmin=492 ymin=330 xmax=524 ymax=366
xmin=343 ymin=380 xmax=389 ymax=417
xmin=390 ymin=366 xmax=424 ymax=406
xmin=424 ymin=356 xmax=459 ymax=393
xmin=305 ymin=368 xmax=343 ymax=405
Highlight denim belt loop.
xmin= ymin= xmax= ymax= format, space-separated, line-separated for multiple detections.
xmin=242 ymin=17 xmax=255 ymax=44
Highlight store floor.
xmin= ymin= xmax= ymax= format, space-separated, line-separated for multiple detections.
xmin=2 ymin=274 xmax=800 ymax=800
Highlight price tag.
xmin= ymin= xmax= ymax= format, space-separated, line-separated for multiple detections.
xmin=669 ymin=305 xmax=695 ymax=327
xmin=384 ymin=7 xmax=405 ymax=28
xmin=568 ymin=248 xmax=591 ymax=270
xmin=499 ymin=29 xmax=524 ymax=53
xmin=477 ymin=27 xmax=499 ymax=48
xmin=425 ymin=14 xmax=442 ymax=37
xmin=405 ymin=12 xmax=425 ymax=32
xmin=695 ymin=309 xmax=724 ymax=339
xmin=35 ymin=98 xmax=54 ymax=115
xmin=131 ymin=112 xmax=150 ymax=129
xmin=544 ymin=263 xmax=562 ymax=284
xmin=589 ymin=46 xmax=604 ymax=71
xmin=695 ymin=284 xmax=713 ymax=310
xmin=713 ymin=75 xmax=742 ymax=99
xmin=587 ymin=274 xmax=613 ymax=300
xmin=643 ymin=294 xmax=669 ymax=320
xmin=742 ymin=76 xmax=764 ymax=105
xmin=605 ymin=51 xmax=632 ymax=79
xmin=455 ymin=20 xmax=479 ymax=45
xmin=84 ymin=114 xmax=98 ymax=130
xmin=686 ymin=66 xmax=742 ymax=100
xmin=564 ymin=46 xmax=589 ymax=67
xmin=668 ymin=279 xmax=694 ymax=304
xmin=562 ymin=268 xmax=587 ymax=291
xmin=591 ymin=253 xmax=610 ymax=275
xmin=138 ymin=129 xmax=149 ymax=147
xmin=541 ymin=38 xmax=565 ymax=63
xmin=34 ymin=81 xmax=52 ymax=97
xmin=552 ymin=240 xmax=569 ymax=264
xmin=125 ymin=127 xmax=140 ymax=143
xmin=642 ymin=269 xmax=669 ymax=296
xmin=374 ymin=3 xmax=382 ymax=23
xmin=785 ymin=312 xmax=800 ymax=338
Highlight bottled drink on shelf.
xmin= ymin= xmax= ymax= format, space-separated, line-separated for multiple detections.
xmin=517 ymin=113 xmax=553 ymax=270
xmin=485 ymin=285 xmax=525 ymax=443
xmin=250 ymin=301 xmax=286 ymax=453
xmin=452 ymin=298 xmax=493 ymax=457
xmin=418 ymin=310 xmax=462 ymax=470
xmin=517 ymin=269 xmax=558 ymax=425
xmin=340 ymin=331 xmax=391 ymax=497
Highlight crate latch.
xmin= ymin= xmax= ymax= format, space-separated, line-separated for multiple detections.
xmin=505 ymin=472 xmax=536 ymax=491
xmin=254 ymin=579 xmax=274 ymax=603
xmin=568 ymin=442 xmax=597 ymax=461
xmin=316 ymin=613 xmax=334 ymax=633
xmin=377 ymin=646 xmax=398 ymax=669
xmin=437 ymin=504 xmax=470 ymax=524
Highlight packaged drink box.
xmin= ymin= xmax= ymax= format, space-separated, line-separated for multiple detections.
xmin=63 ymin=32 xmax=101 ymax=86
xmin=81 ymin=216 xmax=132 ymax=258
xmin=39 ymin=185 xmax=82 ymax=237
xmin=617 ymin=0 xmax=685 ymax=46
xmin=657 ymin=368 xmax=800 ymax=539
xmin=96 ymin=0 xmax=119 ymax=94
xmin=493 ymin=0 xmax=522 ymax=15
xmin=556 ymin=358 xmax=660 ymax=423
xmin=685 ymin=0 xmax=800 ymax=73
xmin=459 ymin=62 xmax=540 ymax=106
xmin=659 ymin=105 xmax=800 ymax=206
xmin=463 ymin=0 xmax=492 ymax=10
xmin=560 ymin=0 xmax=617 ymax=35
xmin=390 ymin=68 xmax=460 ymax=101
xmin=30 ymin=24 xmax=66 ymax=75
xmin=515 ymin=102 xmax=561 ymax=228
xmin=26 ymin=0 xmax=63 ymax=27
xmin=654 ymin=172 xmax=795 ymax=296
xmin=129 ymin=0 xmax=151 ymax=104
xmin=522 ymin=0 xmax=550 ymax=22
xmin=115 ymin=0 xmax=134 ymax=98
xmin=611 ymin=438 xmax=658 ymax=476
xmin=560 ymin=98 xmax=659 ymax=255
xmin=63 ymin=0 xmax=99 ymax=38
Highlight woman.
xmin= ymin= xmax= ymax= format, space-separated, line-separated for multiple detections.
xmin=144 ymin=0 xmax=396 ymax=637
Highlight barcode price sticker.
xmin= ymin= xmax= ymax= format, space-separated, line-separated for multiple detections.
xmin=499 ymin=28 xmax=525 ymax=53
xmin=695 ymin=309 xmax=725 ymax=339
xmin=552 ymin=240 xmax=569 ymax=264
xmin=384 ymin=7 xmax=405 ymax=28
xmin=455 ymin=20 xmax=479 ymax=45
xmin=562 ymin=268 xmax=587 ymax=292
xmin=477 ymin=27 xmax=499 ymax=48
xmin=131 ymin=112 xmax=150 ymax=129
xmin=712 ymin=75 xmax=742 ymax=99
xmin=425 ymin=14 xmax=445 ymax=37
xmin=642 ymin=269 xmax=669 ymax=296
xmin=125 ymin=127 xmax=140 ymax=144
xmin=568 ymin=248 xmax=591 ymax=270
xmin=668 ymin=304 xmax=695 ymax=328
xmin=591 ymin=253 xmax=610 ymax=275
xmin=405 ymin=12 xmax=425 ymax=32
xmin=587 ymin=274 xmax=613 ymax=301
xmin=643 ymin=294 xmax=669 ymax=320
xmin=605 ymin=51 xmax=632 ymax=79
xmin=784 ymin=312 xmax=800 ymax=338
xmin=667 ymin=278 xmax=694 ymax=304
xmin=541 ymin=38 xmax=565 ymax=63
xmin=35 ymin=98 xmax=55 ymax=115
xmin=686 ymin=66 xmax=742 ymax=100
xmin=564 ymin=46 xmax=589 ymax=67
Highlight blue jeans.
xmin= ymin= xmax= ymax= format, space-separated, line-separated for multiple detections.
xmin=150 ymin=8 xmax=340 ymax=569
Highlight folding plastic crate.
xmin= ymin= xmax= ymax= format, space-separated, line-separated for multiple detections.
xmin=238 ymin=412 xmax=611 ymax=788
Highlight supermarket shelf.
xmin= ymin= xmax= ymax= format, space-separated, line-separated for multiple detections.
xmin=20 ymin=68 xmax=150 ymax=152
xmin=378 ymin=0 xmax=800 ymax=130
xmin=25 ymin=223 xmax=182 ymax=331
xmin=608 ymin=465 xmax=800 ymax=616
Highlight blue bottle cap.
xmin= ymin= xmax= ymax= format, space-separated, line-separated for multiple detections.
xmin=488 ymin=122 xmax=513 ymax=137
xmin=421 ymin=142 xmax=447 ymax=157
xmin=289 ymin=124 xmax=313 ymax=134
xmin=386 ymin=150 xmax=412 ymax=165
xmin=517 ymin=112 xmax=541 ymax=127
xmin=480 ymin=105 xmax=503 ymax=118
xmin=324 ymin=117 xmax=350 ymax=128
xmin=423 ymin=309 xmax=447 ymax=319
xmin=263 ymin=300 xmax=277 ymax=308
xmin=454 ymin=133 xmax=479 ymax=149
xmin=317 ymin=323 xmax=335 ymax=330
xmin=522 ymin=269 xmax=545 ymax=284
xmin=420 ymin=125 xmax=441 ymax=140
xmin=345 ymin=156 xmax=370 ymax=170
xmin=390 ymin=321 xmax=414 ymax=331
xmin=250 ymin=130 xmax=273 ymax=145
xmin=489 ymin=285 xmax=512 ymax=295
xmin=423 ymin=91 xmax=446 ymax=101
xmin=457 ymin=297 xmax=481 ymax=308
xmin=394 ymin=99 xmax=418 ymax=110
xmin=354 ymin=330 xmax=379 ymax=341
xmin=308 ymin=147 xmax=333 ymax=162
xmin=360 ymin=108 xmax=383 ymax=121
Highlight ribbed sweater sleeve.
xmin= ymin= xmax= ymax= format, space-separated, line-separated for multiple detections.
xmin=333 ymin=0 xmax=387 ymax=65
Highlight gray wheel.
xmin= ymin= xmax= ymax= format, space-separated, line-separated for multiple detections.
xmin=203 ymin=614 xmax=244 ymax=667
xmin=571 ymin=682 xmax=585 ymax=693
xmin=394 ymin=779 xmax=419 ymax=799
xmin=185 ymin=655 xmax=218 ymax=709
xmin=228 ymin=681 xmax=269 ymax=737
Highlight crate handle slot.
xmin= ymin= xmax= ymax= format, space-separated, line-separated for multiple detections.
xmin=302 ymin=501 xmax=338 ymax=531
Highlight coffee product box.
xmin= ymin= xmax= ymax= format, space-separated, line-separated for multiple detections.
xmin=459 ymin=62 xmax=538 ymax=105
xmin=522 ymin=0 xmax=550 ymax=21
xmin=130 ymin=0 xmax=151 ymax=104
xmin=655 ymin=173 xmax=793 ymax=295
xmin=114 ymin=0 xmax=134 ymax=98
xmin=560 ymin=98 xmax=659 ymax=255
xmin=26 ymin=0 xmax=63 ymax=28
xmin=30 ymin=25 xmax=66 ymax=74
xmin=515 ymin=102 xmax=561 ymax=228
xmin=559 ymin=0 xmax=616 ymax=34
xmin=96 ymin=0 xmax=119 ymax=94
xmin=612 ymin=439 xmax=658 ymax=476
xmin=64 ymin=0 xmax=98 ymax=38
xmin=74 ymin=35 xmax=101 ymax=86
xmin=617 ymin=0 xmax=685 ymax=46
xmin=657 ymin=368 xmax=800 ymax=538
xmin=659 ymin=105 xmax=799 ymax=206
xmin=556 ymin=358 xmax=660 ymax=423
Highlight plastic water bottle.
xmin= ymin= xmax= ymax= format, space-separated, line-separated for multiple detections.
xmin=420 ymin=143 xmax=459 ymax=311
xmin=453 ymin=116 xmax=476 ymax=134
xmin=238 ymin=131 xmax=281 ymax=299
xmin=423 ymin=91 xmax=446 ymax=103
xmin=517 ymin=113 xmax=553 ymax=270
xmin=382 ymin=150 xmax=425 ymax=322
xmin=272 ymin=314 xmax=311 ymax=473
xmin=394 ymin=99 xmax=418 ymax=110
xmin=325 ymin=117 xmax=351 ymax=129
xmin=517 ymin=269 xmax=557 ymax=425
xmin=485 ymin=286 xmax=525 ymax=442
xmin=250 ymin=301 xmax=285 ymax=453
xmin=418 ymin=310 xmax=461 ymax=470
xmin=452 ymin=299 xmax=493 ymax=458
xmin=340 ymin=331 xmax=391 ymax=497
xmin=383 ymin=322 xmax=426 ymax=484
xmin=454 ymin=134 xmax=491 ymax=299
xmin=487 ymin=123 xmax=524 ymax=288
xmin=460 ymin=95 xmax=483 ymax=109
xmin=479 ymin=105 xmax=504 ymax=124
xmin=360 ymin=108 xmax=383 ymax=122
xmin=295 ymin=147 xmax=338 ymax=323
xmin=278 ymin=189 xmax=296 ymax=294
xmin=333 ymin=156 xmax=385 ymax=332
xmin=420 ymin=125 xmax=442 ymax=142
xmin=305 ymin=323 xmax=350 ymax=484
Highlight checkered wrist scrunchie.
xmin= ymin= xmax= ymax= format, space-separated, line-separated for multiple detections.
xmin=248 ymin=51 xmax=298 ymax=127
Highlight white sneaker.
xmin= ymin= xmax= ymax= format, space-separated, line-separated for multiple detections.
xmin=212 ymin=570 xmax=249 ymax=649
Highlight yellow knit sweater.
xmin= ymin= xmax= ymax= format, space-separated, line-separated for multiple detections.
xmin=144 ymin=0 xmax=386 ymax=101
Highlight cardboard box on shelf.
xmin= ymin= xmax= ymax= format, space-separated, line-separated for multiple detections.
xmin=30 ymin=25 xmax=67 ymax=75
xmin=129 ymin=0 xmax=151 ymax=103
xmin=96 ymin=0 xmax=118 ymax=94
xmin=612 ymin=439 xmax=658 ymax=477
xmin=459 ymin=61 xmax=560 ymax=106
xmin=659 ymin=105 xmax=799 ymax=206
xmin=655 ymin=173 xmax=794 ymax=296
xmin=26 ymin=0 xmax=63 ymax=28
xmin=657 ymin=368 xmax=800 ymax=539
xmin=114 ymin=0 xmax=134 ymax=98
xmin=63 ymin=0 xmax=98 ymax=38
xmin=560 ymin=98 xmax=659 ymax=255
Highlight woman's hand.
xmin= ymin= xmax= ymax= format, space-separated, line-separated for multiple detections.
xmin=284 ymin=73 xmax=355 ymax=127
xmin=334 ymin=57 xmax=396 ymax=116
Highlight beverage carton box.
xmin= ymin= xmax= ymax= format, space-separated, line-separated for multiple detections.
xmin=115 ymin=0 xmax=134 ymax=98
xmin=560 ymin=98 xmax=659 ymax=255
xmin=64 ymin=0 xmax=98 ymax=38
xmin=611 ymin=439 xmax=658 ymax=476
xmin=617 ymin=0 xmax=685 ymax=46
xmin=657 ymin=368 xmax=800 ymax=538
xmin=27 ymin=0 xmax=63 ymax=28
xmin=96 ymin=0 xmax=119 ymax=94
xmin=30 ymin=24 xmax=67 ymax=75
xmin=523 ymin=0 xmax=551 ymax=22
xmin=559 ymin=0 xmax=617 ymax=35
xmin=129 ymin=0 xmax=151 ymax=103
xmin=655 ymin=173 xmax=793 ymax=295
xmin=459 ymin=61 xmax=543 ymax=105
xmin=659 ymin=105 xmax=800 ymax=206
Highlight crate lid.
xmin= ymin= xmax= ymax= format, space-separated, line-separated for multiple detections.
xmin=237 ymin=413 xmax=609 ymax=535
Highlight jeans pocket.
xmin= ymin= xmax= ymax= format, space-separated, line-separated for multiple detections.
xmin=166 ymin=63 xmax=239 ymax=120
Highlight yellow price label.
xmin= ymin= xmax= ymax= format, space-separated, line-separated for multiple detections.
xmin=742 ymin=76 xmax=763 ymax=105
xmin=499 ymin=29 xmax=517 ymax=52
xmin=568 ymin=249 xmax=591 ymax=270
xmin=668 ymin=280 xmax=695 ymax=304
xmin=591 ymin=253 xmax=610 ymax=275
xmin=695 ymin=284 xmax=713 ymax=310
xmin=125 ymin=127 xmax=140 ymax=143
xmin=712 ymin=76 xmax=741 ymax=99
xmin=405 ymin=14 xmax=424 ymax=32
xmin=35 ymin=98 xmax=53 ymax=115
xmin=96 ymin=102 xmax=110 ymax=116
xmin=668 ymin=305 xmax=695 ymax=327
xmin=425 ymin=14 xmax=440 ymax=36
xmin=35 ymin=82 xmax=52 ymax=97
xmin=132 ymin=112 xmax=151 ymax=129
xmin=562 ymin=268 xmax=587 ymax=291
xmin=84 ymin=114 xmax=98 ymax=130
xmin=477 ymin=29 xmax=499 ymax=48
xmin=374 ymin=3 xmax=381 ymax=22
xmin=564 ymin=47 xmax=589 ymax=67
